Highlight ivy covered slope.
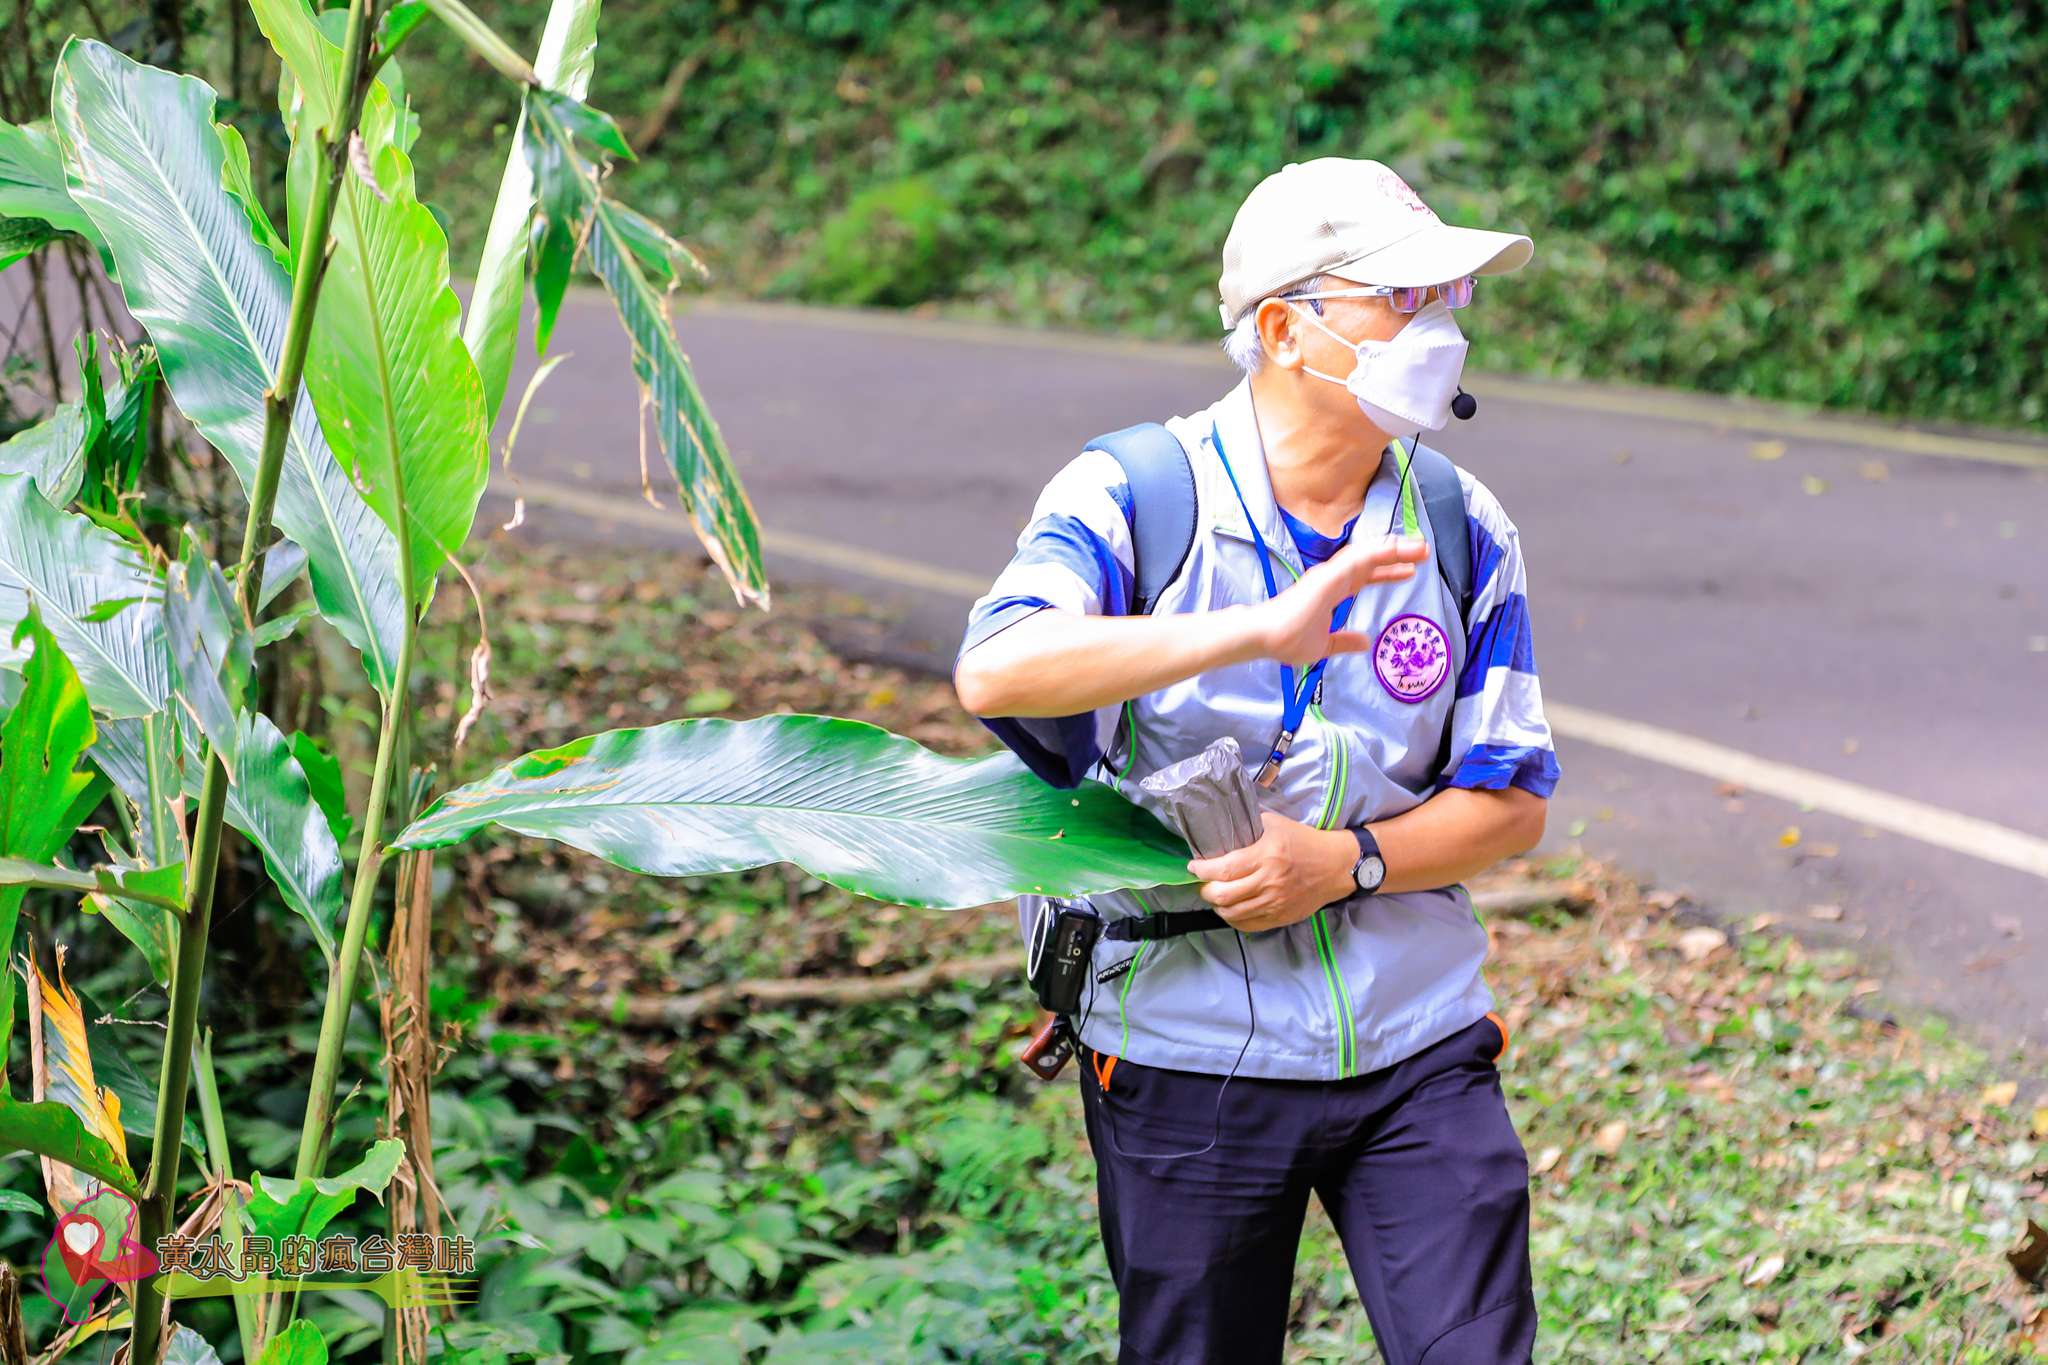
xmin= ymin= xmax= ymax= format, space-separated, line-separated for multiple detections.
xmin=403 ymin=0 xmax=2048 ymax=433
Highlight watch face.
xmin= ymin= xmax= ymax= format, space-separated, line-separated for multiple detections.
xmin=1355 ymin=855 xmax=1386 ymax=892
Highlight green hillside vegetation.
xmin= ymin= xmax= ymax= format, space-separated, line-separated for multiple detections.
xmin=400 ymin=0 xmax=2047 ymax=433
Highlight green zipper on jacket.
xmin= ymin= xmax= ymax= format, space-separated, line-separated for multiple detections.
xmin=1282 ymin=450 xmax=1419 ymax=1079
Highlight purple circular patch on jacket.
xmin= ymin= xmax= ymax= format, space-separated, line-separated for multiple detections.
xmin=1374 ymin=613 xmax=1450 ymax=702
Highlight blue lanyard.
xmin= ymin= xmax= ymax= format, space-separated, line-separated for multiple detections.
xmin=1210 ymin=422 xmax=1357 ymax=787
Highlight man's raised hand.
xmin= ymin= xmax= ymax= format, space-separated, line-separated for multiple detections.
xmin=1247 ymin=534 xmax=1429 ymax=668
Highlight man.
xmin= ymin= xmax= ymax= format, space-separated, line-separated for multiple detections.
xmin=953 ymin=158 xmax=1558 ymax=1364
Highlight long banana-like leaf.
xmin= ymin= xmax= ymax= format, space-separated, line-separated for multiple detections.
xmin=0 ymin=614 xmax=99 ymax=1092
xmin=585 ymin=201 xmax=768 ymax=608
xmin=216 ymin=122 xmax=290 ymax=270
xmin=463 ymin=0 xmax=601 ymax=421
xmin=395 ymin=714 xmax=1194 ymax=908
xmin=0 ymin=1098 xmax=135 ymax=1200
xmin=0 ymin=117 xmax=95 ymax=238
xmin=51 ymin=38 xmax=407 ymax=694
xmin=0 ymin=389 xmax=95 ymax=507
xmin=0 ymin=472 xmax=167 ymax=716
xmin=1 ymin=217 xmax=68 ymax=271
xmin=256 ymin=0 xmax=489 ymax=605
xmin=163 ymin=539 xmax=253 ymax=781
xmin=83 ymin=842 xmax=182 ymax=987
xmin=523 ymin=100 xmax=768 ymax=607
xmin=27 ymin=947 xmax=133 ymax=1214
xmin=95 ymin=712 xmax=343 ymax=963
xmin=0 ymin=480 xmax=339 ymax=953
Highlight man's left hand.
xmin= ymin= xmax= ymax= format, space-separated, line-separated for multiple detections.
xmin=1188 ymin=812 xmax=1356 ymax=932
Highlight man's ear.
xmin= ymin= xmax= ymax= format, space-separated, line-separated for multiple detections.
xmin=1255 ymin=297 xmax=1304 ymax=371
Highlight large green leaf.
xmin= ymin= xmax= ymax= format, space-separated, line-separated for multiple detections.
xmin=163 ymin=538 xmax=253 ymax=780
xmin=462 ymin=0 xmax=602 ymax=421
xmin=0 ymin=856 xmax=180 ymax=908
xmin=0 ymin=389 xmax=94 ymax=507
xmin=523 ymin=100 xmax=768 ymax=608
xmin=246 ymin=1137 xmax=403 ymax=1247
xmin=0 ymin=472 xmax=166 ymax=717
xmin=0 ymin=334 xmax=108 ymax=508
xmin=96 ymin=712 xmax=343 ymax=963
xmin=0 ymin=117 xmax=95 ymax=238
xmin=82 ymin=843 xmax=181 ymax=987
xmin=50 ymin=39 xmax=407 ymax=694
xmin=258 ymin=0 xmax=489 ymax=605
xmin=216 ymin=122 xmax=290 ymax=269
xmin=0 ymin=1098 xmax=135 ymax=1199
xmin=0 ymin=216 xmax=66 ymax=271
xmin=0 ymin=614 xmax=99 ymax=1092
xmin=395 ymin=715 xmax=1194 ymax=909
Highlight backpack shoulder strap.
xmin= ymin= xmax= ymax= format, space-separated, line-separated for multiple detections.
xmin=1407 ymin=441 xmax=1474 ymax=788
xmin=1406 ymin=441 xmax=1472 ymax=620
xmin=1084 ymin=423 xmax=1196 ymax=615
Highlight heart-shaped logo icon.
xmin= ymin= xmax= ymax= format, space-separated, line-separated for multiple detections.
xmin=43 ymin=1189 xmax=161 ymax=1324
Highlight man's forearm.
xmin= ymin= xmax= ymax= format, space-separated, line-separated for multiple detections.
xmin=954 ymin=605 xmax=1265 ymax=718
xmin=1306 ymin=786 xmax=1548 ymax=901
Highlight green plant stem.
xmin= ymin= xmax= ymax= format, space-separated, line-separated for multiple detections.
xmin=292 ymin=564 xmax=413 ymax=1182
xmin=423 ymin=0 xmax=538 ymax=87
xmin=192 ymin=1032 xmax=262 ymax=1362
xmin=127 ymin=1 xmax=382 ymax=1359
xmin=293 ymin=134 xmax=425 ymax=1186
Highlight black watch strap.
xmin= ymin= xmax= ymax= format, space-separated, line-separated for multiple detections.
xmin=1349 ymin=826 xmax=1384 ymax=892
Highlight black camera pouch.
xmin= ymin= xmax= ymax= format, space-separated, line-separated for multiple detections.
xmin=1026 ymin=900 xmax=1102 ymax=1016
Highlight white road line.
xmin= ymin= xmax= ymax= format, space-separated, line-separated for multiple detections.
xmin=507 ymin=473 xmax=2048 ymax=882
xmin=1547 ymin=702 xmax=2048 ymax=881
xmin=501 ymin=476 xmax=992 ymax=597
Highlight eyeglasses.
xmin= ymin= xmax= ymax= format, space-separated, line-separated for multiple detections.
xmin=1285 ymin=277 xmax=1476 ymax=313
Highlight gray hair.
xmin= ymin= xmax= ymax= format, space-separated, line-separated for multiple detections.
xmin=1221 ymin=274 xmax=1331 ymax=374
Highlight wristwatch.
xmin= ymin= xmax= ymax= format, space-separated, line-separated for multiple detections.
xmin=1349 ymin=826 xmax=1386 ymax=895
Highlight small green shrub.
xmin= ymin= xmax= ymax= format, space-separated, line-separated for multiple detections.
xmin=780 ymin=176 xmax=962 ymax=307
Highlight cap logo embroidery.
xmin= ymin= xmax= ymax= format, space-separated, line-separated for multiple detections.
xmin=1374 ymin=613 xmax=1450 ymax=702
xmin=1374 ymin=167 xmax=1436 ymax=217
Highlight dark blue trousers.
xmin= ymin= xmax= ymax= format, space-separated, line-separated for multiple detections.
xmin=1078 ymin=1015 xmax=1535 ymax=1364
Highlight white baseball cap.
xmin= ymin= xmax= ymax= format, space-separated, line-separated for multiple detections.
xmin=1217 ymin=158 xmax=1534 ymax=329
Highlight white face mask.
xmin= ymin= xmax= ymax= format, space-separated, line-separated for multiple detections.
xmin=1293 ymin=297 xmax=1470 ymax=432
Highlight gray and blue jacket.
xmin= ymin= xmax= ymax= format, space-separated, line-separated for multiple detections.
xmin=959 ymin=379 xmax=1560 ymax=1081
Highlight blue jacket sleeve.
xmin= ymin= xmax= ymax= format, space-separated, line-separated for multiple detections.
xmin=958 ymin=449 xmax=1137 ymax=789
xmin=1439 ymin=472 xmax=1561 ymax=798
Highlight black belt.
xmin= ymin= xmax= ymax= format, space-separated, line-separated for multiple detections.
xmin=1102 ymin=909 xmax=1231 ymax=941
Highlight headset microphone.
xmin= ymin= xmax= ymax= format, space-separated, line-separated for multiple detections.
xmin=1450 ymin=387 xmax=1478 ymax=420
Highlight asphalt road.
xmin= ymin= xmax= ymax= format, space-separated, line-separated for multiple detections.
xmin=494 ymin=293 xmax=2048 ymax=1053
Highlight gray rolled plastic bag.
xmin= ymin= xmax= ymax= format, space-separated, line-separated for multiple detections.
xmin=1138 ymin=735 xmax=1264 ymax=859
